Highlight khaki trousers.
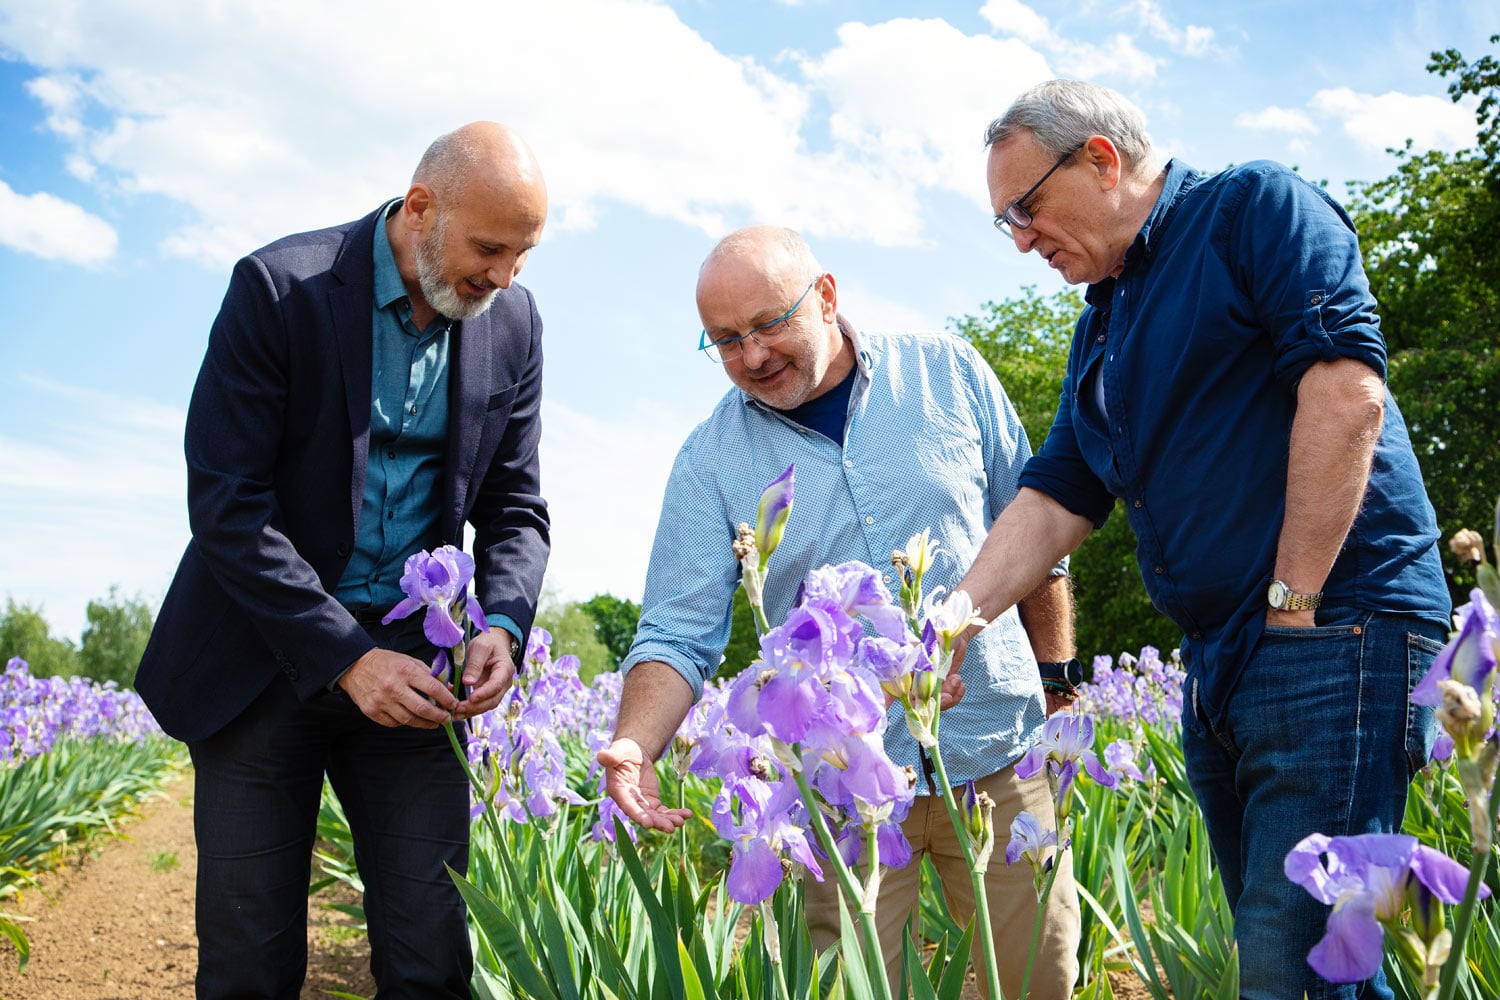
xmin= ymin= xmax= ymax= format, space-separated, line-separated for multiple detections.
xmin=803 ymin=764 xmax=1081 ymax=1000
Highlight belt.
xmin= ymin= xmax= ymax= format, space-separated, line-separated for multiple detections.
xmin=347 ymin=605 xmax=394 ymax=627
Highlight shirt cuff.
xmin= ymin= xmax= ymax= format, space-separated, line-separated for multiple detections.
xmin=484 ymin=613 xmax=522 ymax=646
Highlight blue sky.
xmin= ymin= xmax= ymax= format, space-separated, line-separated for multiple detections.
xmin=0 ymin=0 xmax=1491 ymax=640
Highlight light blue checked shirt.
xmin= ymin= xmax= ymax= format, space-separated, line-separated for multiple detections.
xmin=625 ymin=319 xmax=1054 ymax=787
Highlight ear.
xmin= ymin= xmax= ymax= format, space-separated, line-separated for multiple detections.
xmin=816 ymin=272 xmax=838 ymax=321
xmin=401 ymin=183 xmax=435 ymax=231
xmin=1082 ymin=136 xmax=1123 ymax=192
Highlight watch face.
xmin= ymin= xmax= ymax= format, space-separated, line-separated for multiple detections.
xmin=1267 ymin=580 xmax=1288 ymax=609
xmin=1064 ymin=658 xmax=1084 ymax=687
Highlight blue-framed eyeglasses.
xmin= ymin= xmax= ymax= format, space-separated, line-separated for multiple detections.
xmin=698 ymin=275 xmax=823 ymax=364
xmin=993 ymin=142 xmax=1085 ymax=237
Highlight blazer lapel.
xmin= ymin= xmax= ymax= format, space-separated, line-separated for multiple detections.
xmin=329 ymin=209 xmax=382 ymax=533
xmin=446 ymin=315 xmax=492 ymax=540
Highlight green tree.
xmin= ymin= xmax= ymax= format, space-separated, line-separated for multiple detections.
xmin=0 ymin=598 xmax=80 ymax=678
xmin=951 ymin=286 xmax=1180 ymax=663
xmin=577 ymin=593 xmax=641 ymax=667
xmin=78 ymin=587 xmax=155 ymax=688
xmin=533 ymin=588 xmax=615 ymax=683
xmin=1346 ymin=35 xmax=1500 ymax=599
xmin=718 ymin=587 xmax=760 ymax=681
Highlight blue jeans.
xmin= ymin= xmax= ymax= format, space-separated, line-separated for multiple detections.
xmin=1182 ymin=607 xmax=1447 ymax=1000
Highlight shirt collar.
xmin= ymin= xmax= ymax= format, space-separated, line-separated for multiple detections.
xmin=371 ymin=197 xmax=411 ymax=312
xmin=1085 ymin=158 xmax=1200 ymax=309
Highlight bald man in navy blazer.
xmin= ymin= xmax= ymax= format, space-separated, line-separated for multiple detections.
xmin=137 ymin=122 xmax=550 ymax=999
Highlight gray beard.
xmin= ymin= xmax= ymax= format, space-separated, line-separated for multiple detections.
xmin=415 ymin=218 xmax=497 ymax=322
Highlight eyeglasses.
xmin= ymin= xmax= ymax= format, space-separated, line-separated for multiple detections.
xmin=993 ymin=143 xmax=1084 ymax=237
xmin=698 ymin=275 xmax=823 ymax=364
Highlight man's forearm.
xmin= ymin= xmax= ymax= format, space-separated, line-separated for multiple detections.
xmin=612 ymin=660 xmax=696 ymax=762
xmin=956 ymin=487 xmax=1093 ymax=628
xmin=1016 ymin=574 xmax=1075 ymax=662
xmin=1274 ymin=358 xmax=1385 ymax=601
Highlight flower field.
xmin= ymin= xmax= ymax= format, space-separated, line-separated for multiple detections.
xmin=0 ymin=656 xmax=184 ymax=970
xmin=301 ymin=622 xmax=1500 ymax=1000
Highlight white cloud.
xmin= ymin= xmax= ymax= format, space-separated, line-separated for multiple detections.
xmin=799 ymin=18 xmax=1051 ymax=214
xmin=978 ymin=0 xmax=1053 ymax=45
xmin=1129 ymin=0 xmax=1217 ymax=57
xmin=0 ymin=0 xmax=1014 ymax=261
xmin=1053 ymin=33 xmax=1162 ymax=82
xmin=0 ymin=179 xmax=117 ymax=264
xmin=0 ymin=379 xmax=188 ymax=641
xmin=1235 ymin=106 xmax=1319 ymax=135
xmin=1309 ymin=88 xmax=1476 ymax=154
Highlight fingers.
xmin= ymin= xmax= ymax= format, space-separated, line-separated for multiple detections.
xmin=339 ymin=648 xmax=457 ymax=728
xmin=939 ymin=671 xmax=966 ymax=711
xmin=598 ymin=740 xmax=692 ymax=832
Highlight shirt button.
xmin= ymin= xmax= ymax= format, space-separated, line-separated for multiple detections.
xmin=1191 ymin=631 xmax=1203 ymax=640
xmin=1133 ymin=498 xmax=1143 ymax=508
xmin=387 ymin=449 xmax=396 ymax=459
xmin=843 ymin=459 xmax=853 ymax=468
xmin=1096 ymin=333 xmax=1105 ymax=344
xmin=882 ymin=574 xmax=892 ymax=584
xmin=1310 ymin=294 xmax=1323 ymax=305
xmin=386 ymin=510 xmax=394 ymax=520
xmin=1154 ymin=564 xmax=1164 ymax=575
xmin=410 ymin=405 xmax=418 ymax=415
xmin=865 ymin=515 xmax=875 ymax=525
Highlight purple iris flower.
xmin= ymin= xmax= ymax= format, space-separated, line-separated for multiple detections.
xmin=713 ymin=777 xmax=822 ymax=904
xmin=1004 ymin=810 xmax=1058 ymax=868
xmin=1103 ymin=739 xmax=1150 ymax=784
xmin=1412 ymin=588 xmax=1499 ymax=707
xmin=1014 ymin=713 xmax=1118 ymax=804
xmin=382 ymin=545 xmax=489 ymax=648
xmin=1286 ymin=832 xmax=1488 ymax=983
xmin=755 ymin=464 xmax=795 ymax=567
xmin=799 ymin=561 xmax=909 ymax=642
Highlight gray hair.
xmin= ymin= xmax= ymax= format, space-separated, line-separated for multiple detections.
xmin=984 ymin=79 xmax=1157 ymax=176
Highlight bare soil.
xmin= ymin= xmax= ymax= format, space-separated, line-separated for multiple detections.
xmin=0 ymin=773 xmax=374 ymax=1000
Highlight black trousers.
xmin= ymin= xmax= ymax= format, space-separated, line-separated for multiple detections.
xmin=188 ymin=618 xmax=471 ymax=999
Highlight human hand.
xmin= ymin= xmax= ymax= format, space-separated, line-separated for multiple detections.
xmin=338 ymin=648 xmax=458 ymax=728
xmin=939 ymin=669 xmax=965 ymax=711
xmin=455 ymin=629 xmax=516 ymax=719
xmin=596 ymin=738 xmax=693 ymax=832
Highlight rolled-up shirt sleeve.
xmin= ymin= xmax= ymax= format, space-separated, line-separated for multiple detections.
xmin=621 ymin=441 xmax=740 ymax=701
xmin=1221 ymin=163 xmax=1387 ymax=386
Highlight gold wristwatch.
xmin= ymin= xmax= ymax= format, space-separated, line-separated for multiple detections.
xmin=1267 ymin=578 xmax=1322 ymax=611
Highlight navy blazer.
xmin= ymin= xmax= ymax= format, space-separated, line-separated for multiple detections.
xmin=137 ymin=206 xmax=550 ymax=743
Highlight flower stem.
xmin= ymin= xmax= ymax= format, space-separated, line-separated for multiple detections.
xmin=927 ymin=746 xmax=1005 ymax=1000
xmin=1018 ymin=848 xmax=1061 ymax=1000
xmin=1436 ymin=776 xmax=1500 ymax=1000
xmin=790 ymin=763 xmax=893 ymax=1000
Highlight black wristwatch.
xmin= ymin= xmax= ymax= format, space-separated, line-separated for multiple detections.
xmin=1038 ymin=657 xmax=1084 ymax=699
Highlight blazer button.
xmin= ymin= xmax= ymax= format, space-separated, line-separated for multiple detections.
xmin=285 ymin=666 xmax=300 ymax=681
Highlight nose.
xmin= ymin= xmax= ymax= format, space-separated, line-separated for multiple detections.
xmin=486 ymin=253 xmax=523 ymax=290
xmin=739 ymin=334 xmax=771 ymax=368
xmin=1011 ymin=226 xmax=1038 ymax=254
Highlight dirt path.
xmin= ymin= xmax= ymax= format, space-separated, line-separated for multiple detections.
xmin=0 ymin=772 xmax=375 ymax=1000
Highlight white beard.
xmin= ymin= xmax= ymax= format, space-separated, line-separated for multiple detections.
xmin=415 ymin=214 xmax=498 ymax=322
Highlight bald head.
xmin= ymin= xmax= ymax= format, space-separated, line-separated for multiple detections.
xmin=414 ymin=121 xmax=547 ymax=218
xmin=698 ymin=225 xmax=821 ymax=302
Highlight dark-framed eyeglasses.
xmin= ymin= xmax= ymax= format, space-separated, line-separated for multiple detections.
xmin=993 ymin=142 xmax=1085 ymax=237
xmin=698 ymin=274 xmax=824 ymax=364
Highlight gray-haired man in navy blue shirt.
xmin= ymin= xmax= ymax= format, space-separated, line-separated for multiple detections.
xmin=953 ymin=79 xmax=1450 ymax=1000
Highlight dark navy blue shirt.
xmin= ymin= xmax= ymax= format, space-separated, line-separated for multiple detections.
xmin=1018 ymin=159 xmax=1450 ymax=725
xmin=782 ymin=363 xmax=858 ymax=443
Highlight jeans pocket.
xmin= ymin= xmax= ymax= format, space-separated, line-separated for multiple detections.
xmin=1405 ymin=629 xmax=1447 ymax=776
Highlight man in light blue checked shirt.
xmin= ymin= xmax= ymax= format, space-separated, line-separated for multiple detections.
xmin=597 ymin=226 xmax=1080 ymax=998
